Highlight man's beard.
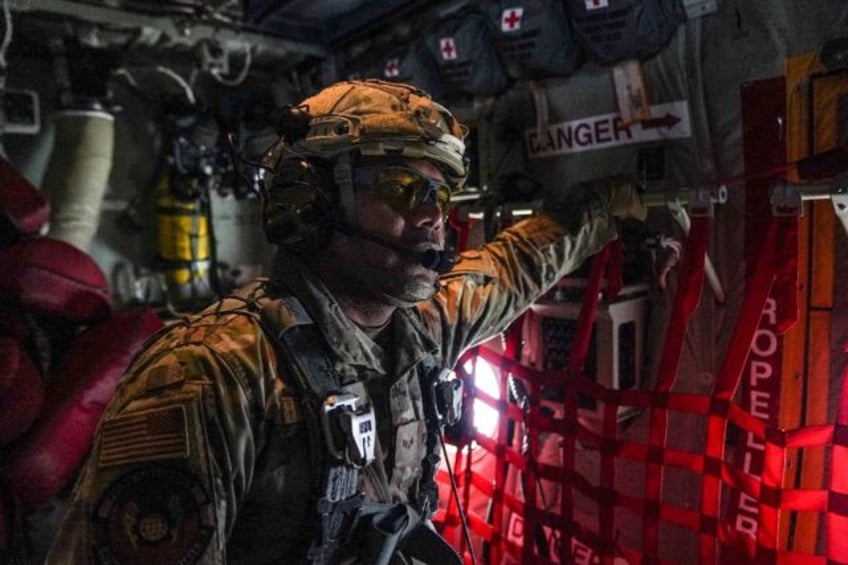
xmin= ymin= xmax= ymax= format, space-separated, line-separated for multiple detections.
xmin=349 ymin=251 xmax=439 ymax=306
xmin=334 ymin=237 xmax=440 ymax=307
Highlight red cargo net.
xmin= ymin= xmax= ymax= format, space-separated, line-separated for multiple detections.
xmin=433 ymin=215 xmax=848 ymax=564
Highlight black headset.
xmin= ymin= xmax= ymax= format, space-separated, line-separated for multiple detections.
xmin=259 ymin=105 xmax=457 ymax=274
xmin=262 ymin=156 xmax=337 ymax=251
xmin=261 ymin=105 xmax=340 ymax=250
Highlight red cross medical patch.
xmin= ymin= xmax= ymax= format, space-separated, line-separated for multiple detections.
xmin=439 ymin=37 xmax=457 ymax=60
xmin=501 ymin=7 xmax=524 ymax=32
xmin=384 ymin=57 xmax=400 ymax=78
xmin=585 ymin=0 xmax=609 ymax=9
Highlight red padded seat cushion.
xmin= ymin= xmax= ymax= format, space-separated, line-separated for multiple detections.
xmin=5 ymin=306 xmax=164 ymax=510
xmin=0 ymin=337 xmax=45 ymax=445
xmin=0 ymin=237 xmax=111 ymax=323
xmin=0 ymin=156 xmax=48 ymax=243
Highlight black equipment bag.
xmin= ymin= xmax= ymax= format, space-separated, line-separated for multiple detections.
xmin=424 ymin=11 xmax=508 ymax=97
xmin=376 ymin=41 xmax=447 ymax=101
xmin=482 ymin=0 xmax=582 ymax=79
xmin=562 ymin=0 xmax=686 ymax=64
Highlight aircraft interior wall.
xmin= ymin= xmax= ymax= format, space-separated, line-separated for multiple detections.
xmin=0 ymin=0 xmax=847 ymax=563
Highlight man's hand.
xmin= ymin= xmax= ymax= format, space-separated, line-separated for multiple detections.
xmin=590 ymin=174 xmax=648 ymax=221
xmin=539 ymin=174 xmax=648 ymax=230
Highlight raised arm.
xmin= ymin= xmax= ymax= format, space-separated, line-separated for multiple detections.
xmin=422 ymin=176 xmax=646 ymax=367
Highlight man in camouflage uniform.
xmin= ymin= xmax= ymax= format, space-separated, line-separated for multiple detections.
xmin=47 ymin=80 xmax=646 ymax=564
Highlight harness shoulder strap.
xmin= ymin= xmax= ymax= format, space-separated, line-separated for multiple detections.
xmin=240 ymin=282 xmax=459 ymax=564
xmin=247 ymin=285 xmax=374 ymax=565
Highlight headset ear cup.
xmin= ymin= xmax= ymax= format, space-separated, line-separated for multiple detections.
xmin=262 ymin=159 xmax=335 ymax=250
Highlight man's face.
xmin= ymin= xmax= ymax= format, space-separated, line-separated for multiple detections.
xmin=327 ymin=158 xmax=449 ymax=305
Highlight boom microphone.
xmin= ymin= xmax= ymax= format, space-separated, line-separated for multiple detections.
xmin=335 ymin=222 xmax=455 ymax=273
xmin=420 ymin=247 xmax=455 ymax=273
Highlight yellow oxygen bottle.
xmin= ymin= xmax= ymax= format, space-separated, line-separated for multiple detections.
xmin=154 ymin=170 xmax=213 ymax=308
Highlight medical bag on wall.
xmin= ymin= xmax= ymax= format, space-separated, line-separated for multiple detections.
xmin=562 ymin=0 xmax=687 ymax=64
xmin=374 ymin=41 xmax=447 ymax=100
xmin=482 ymin=0 xmax=582 ymax=79
xmin=424 ymin=11 xmax=508 ymax=97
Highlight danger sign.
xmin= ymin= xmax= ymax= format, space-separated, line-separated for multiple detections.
xmin=526 ymin=100 xmax=692 ymax=158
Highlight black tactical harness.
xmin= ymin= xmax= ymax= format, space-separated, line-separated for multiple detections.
xmin=253 ymin=287 xmax=462 ymax=565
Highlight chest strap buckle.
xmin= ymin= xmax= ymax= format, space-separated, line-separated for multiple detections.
xmin=433 ymin=373 xmax=463 ymax=428
xmin=321 ymin=392 xmax=376 ymax=468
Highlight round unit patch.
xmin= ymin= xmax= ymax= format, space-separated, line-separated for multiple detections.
xmin=93 ymin=467 xmax=214 ymax=565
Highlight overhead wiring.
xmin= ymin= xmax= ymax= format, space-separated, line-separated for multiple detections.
xmin=0 ymin=0 xmax=12 ymax=156
xmin=153 ymin=64 xmax=197 ymax=105
xmin=209 ymin=41 xmax=252 ymax=87
xmin=112 ymin=64 xmax=197 ymax=107
xmin=0 ymin=0 xmax=12 ymax=69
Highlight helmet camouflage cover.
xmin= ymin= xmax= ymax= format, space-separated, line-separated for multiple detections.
xmin=266 ymin=79 xmax=469 ymax=189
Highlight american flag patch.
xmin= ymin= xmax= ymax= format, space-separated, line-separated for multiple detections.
xmin=99 ymin=405 xmax=189 ymax=468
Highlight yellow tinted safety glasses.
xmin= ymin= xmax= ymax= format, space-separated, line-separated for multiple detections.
xmin=354 ymin=166 xmax=452 ymax=216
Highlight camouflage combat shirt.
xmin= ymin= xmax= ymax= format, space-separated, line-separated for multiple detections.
xmin=46 ymin=213 xmax=616 ymax=564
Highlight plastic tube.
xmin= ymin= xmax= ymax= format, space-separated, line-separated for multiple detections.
xmin=42 ymin=109 xmax=115 ymax=252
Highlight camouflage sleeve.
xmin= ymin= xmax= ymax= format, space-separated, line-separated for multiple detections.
xmin=45 ymin=310 xmax=276 ymax=564
xmin=423 ymin=212 xmax=618 ymax=367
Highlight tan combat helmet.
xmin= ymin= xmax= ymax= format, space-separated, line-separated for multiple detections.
xmin=262 ymin=80 xmax=468 ymax=247
xmin=275 ymin=79 xmax=468 ymax=189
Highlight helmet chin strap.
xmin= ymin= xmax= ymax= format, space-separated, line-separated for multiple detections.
xmin=333 ymin=152 xmax=356 ymax=225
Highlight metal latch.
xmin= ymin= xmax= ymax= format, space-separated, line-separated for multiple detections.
xmin=321 ymin=392 xmax=376 ymax=468
xmin=641 ymin=184 xmax=727 ymax=217
xmin=432 ymin=369 xmax=463 ymax=428
xmin=769 ymin=175 xmax=848 ymax=238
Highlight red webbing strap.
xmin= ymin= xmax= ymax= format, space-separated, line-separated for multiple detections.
xmin=702 ymin=216 xmax=781 ymax=563
xmin=566 ymin=242 xmax=615 ymax=376
xmin=550 ymin=241 xmax=616 ymax=564
xmin=829 ymin=349 xmax=848 ymax=563
xmin=771 ymin=216 xmax=799 ymax=333
xmin=598 ymin=379 xmax=618 ymax=565
xmin=755 ymin=217 xmax=796 ymax=558
xmin=439 ymin=342 xmax=847 ymax=564
xmin=598 ymin=239 xmax=622 ymax=564
xmin=606 ymin=237 xmax=624 ymax=301
xmin=728 ymin=75 xmax=797 ymax=562
xmin=497 ymin=319 xmax=525 ymax=565
xmin=725 ymin=213 xmax=797 ymax=560
xmin=522 ymin=355 xmax=541 ymax=564
xmin=654 ymin=215 xmax=709 ymax=391
xmin=643 ymin=215 xmax=709 ymax=559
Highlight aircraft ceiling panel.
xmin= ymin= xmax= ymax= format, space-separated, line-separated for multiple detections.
xmin=245 ymin=0 xmax=430 ymax=46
